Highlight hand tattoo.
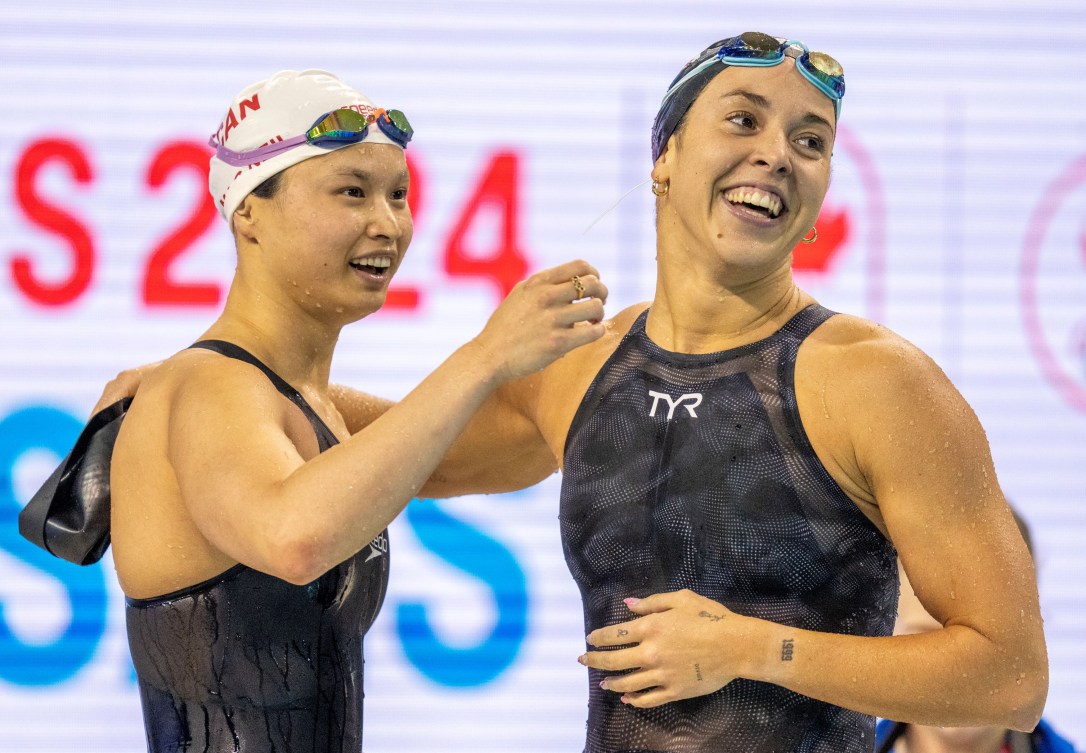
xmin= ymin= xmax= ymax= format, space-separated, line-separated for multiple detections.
xmin=698 ymin=610 xmax=724 ymax=622
xmin=694 ymin=663 xmax=703 ymax=681
xmin=781 ymin=638 xmax=795 ymax=662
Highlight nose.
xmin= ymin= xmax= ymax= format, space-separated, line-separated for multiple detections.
xmin=366 ymin=198 xmax=408 ymax=241
xmin=750 ymin=128 xmax=792 ymax=176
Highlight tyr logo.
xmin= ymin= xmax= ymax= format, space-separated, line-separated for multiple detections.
xmin=648 ymin=390 xmax=703 ymax=419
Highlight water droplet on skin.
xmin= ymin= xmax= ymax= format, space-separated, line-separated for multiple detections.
xmin=335 ymin=307 xmax=344 ymax=313
xmin=950 ymin=591 xmax=956 ymax=600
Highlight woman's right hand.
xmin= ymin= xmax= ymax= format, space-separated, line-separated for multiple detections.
xmin=91 ymin=361 xmax=162 ymax=415
xmin=472 ymin=259 xmax=608 ymax=383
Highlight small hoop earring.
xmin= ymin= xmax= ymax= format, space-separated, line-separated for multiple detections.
xmin=800 ymin=227 xmax=818 ymax=244
xmin=651 ymin=179 xmax=669 ymax=197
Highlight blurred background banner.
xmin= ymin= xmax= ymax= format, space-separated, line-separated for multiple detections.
xmin=1 ymin=2 xmax=1084 ymax=750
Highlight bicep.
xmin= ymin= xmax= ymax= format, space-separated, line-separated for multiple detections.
xmin=167 ymin=368 xmax=305 ymax=566
xmin=852 ymin=348 xmax=1039 ymax=635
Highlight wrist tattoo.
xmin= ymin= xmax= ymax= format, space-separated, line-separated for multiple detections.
xmin=694 ymin=663 xmax=703 ymax=681
xmin=781 ymin=638 xmax=795 ymax=662
xmin=698 ymin=610 xmax=724 ymax=622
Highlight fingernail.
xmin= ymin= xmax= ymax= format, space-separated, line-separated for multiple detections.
xmin=624 ymin=597 xmax=640 ymax=606
xmin=620 ymin=695 xmax=630 ymax=704
xmin=577 ymin=654 xmax=586 ymax=665
xmin=598 ymin=680 xmax=607 ymax=689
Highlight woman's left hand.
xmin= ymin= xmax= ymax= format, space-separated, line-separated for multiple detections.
xmin=579 ymin=589 xmax=758 ymax=708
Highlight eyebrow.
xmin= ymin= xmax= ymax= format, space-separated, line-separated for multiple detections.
xmin=719 ymin=89 xmax=835 ymax=133
xmin=333 ymin=168 xmax=410 ymax=184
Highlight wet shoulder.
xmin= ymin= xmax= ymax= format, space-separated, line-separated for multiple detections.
xmin=532 ymin=302 xmax=649 ymax=455
xmin=805 ymin=313 xmax=947 ymax=384
xmin=133 ymin=347 xmax=293 ymax=427
xmin=800 ymin=312 xmax=958 ymax=426
xmin=546 ymin=302 xmax=648 ymax=385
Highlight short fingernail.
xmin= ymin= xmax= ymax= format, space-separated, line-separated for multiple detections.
xmin=624 ymin=597 xmax=640 ymax=606
xmin=577 ymin=654 xmax=586 ymax=665
xmin=599 ymin=680 xmax=607 ymax=689
xmin=620 ymin=695 xmax=630 ymax=704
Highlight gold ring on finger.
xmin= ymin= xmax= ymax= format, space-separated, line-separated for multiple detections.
xmin=571 ymin=275 xmax=586 ymax=299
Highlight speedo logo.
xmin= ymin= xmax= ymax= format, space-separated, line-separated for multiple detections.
xmin=366 ymin=531 xmax=389 ymax=562
xmin=648 ymin=390 xmax=703 ymax=419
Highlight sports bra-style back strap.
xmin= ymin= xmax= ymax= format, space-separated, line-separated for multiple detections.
xmin=189 ymin=339 xmax=339 ymax=451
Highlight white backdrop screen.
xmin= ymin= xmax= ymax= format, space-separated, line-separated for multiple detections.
xmin=1 ymin=2 xmax=1084 ymax=751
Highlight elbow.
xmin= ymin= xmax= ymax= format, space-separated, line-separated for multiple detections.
xmin=260 ymin=522 xmax=332 ymax=585
xmin=1003 ymin=671 xmax=1048 ymax=732
xmin=273 ymin=545 xmax=327 ymax=586
xmin=993 ymin=650 xmax=1048 ymax=732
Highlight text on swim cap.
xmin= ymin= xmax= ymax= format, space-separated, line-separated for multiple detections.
xmin=212 ymin=94 xmax=262 ymax=147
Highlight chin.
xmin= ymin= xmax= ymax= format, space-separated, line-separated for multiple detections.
xmin=932 ymin=725 xmax=1003 ymax=745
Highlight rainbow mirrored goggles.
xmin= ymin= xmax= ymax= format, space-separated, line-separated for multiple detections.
xmin=210 ymin=107 xmax=413 ymax=167
xmin=662 ymin=32 xmax=845 ymax=117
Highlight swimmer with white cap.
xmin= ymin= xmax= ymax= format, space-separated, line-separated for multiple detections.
xmin=107 ymin=69 xmax=608 ymax=753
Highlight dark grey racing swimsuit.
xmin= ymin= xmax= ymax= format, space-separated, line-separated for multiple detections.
xmin=560 ymin=305 xmax=898 ymax=753
xmin=125 ymin=340 xmax=390 ymax=753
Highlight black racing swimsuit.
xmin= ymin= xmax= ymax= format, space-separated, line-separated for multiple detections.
xmin=125 ymin=340 xmax=390 ymax=753
xmin=560 ymin=306 xmax=899 ymax=753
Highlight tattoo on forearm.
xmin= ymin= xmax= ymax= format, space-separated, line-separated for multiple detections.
xmin=698 ymin=610 xmax=724 ymax=622
xmin=781 ymin=638 xmax=795 ymax=662
xmin=617 ymin=629 xmax=628 ymax=637
xmin=694 ymin=663 xmax=703 ymax=681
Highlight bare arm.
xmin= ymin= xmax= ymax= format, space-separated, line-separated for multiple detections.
xmin=582 ymin=327 xmax=1047 ymax=729
xmin=328 ymin=344 xmax=559 ymax=498
xmin=170 ymin=261 xmax=606 ymax=584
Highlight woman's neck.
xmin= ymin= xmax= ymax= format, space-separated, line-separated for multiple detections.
xmin=202 ymin=276 xmax=341 ymax=390
xmin=646 ymin=255 xmax=814 ymax=354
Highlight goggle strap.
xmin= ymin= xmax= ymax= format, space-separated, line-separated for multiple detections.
xmin=215 ymin=135 xmax=308 ymax=168
xmin=660 ymin=56 xmax=720 ymax=105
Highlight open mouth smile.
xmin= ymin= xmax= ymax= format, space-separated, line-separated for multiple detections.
xmin=722 ymin=186 xmax=786 ymax=219
xmin=348 ymin=255 xmax=394 ymax=278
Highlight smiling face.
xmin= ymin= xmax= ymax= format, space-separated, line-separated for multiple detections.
xmin=235 ymin=141 xmax=413 ymax=322
xmin=652 ymin=59 xmax=836 ymax=280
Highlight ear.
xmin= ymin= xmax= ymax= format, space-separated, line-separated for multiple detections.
xmin=232 ymin=195 xmax=259 ymax=242
xmin=651 ymin=135 xmax=677 ymax=184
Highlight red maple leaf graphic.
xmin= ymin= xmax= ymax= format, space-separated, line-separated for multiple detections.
xmin=793 ymin=206 xmax=850 ymax=272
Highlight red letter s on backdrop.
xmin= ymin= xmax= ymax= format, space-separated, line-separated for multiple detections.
xmin=11 ymin=139 xmax=96 ymax=306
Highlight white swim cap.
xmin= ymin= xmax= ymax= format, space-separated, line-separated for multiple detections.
xmin=208 ymin=69 xmax=403 ymax=224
